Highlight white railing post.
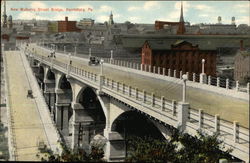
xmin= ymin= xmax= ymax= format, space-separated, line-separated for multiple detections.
xmin=193 ymin=73 xmax=196 ymax=82
xmin=198 ymin=109 xmax=203 ymax=130
xmin=179 ymin=71 xmax=182 ymax=79
xmin=226 ymin=79 xmax=229 ymax=89
xmin=111 ymin=80 xmax=114 ymax=89
xmin=172 ymin=100 xmax=176 ymax=115
xmin=186 ymin=72 xmax=189 ymax=80
xmin=143 ymin=90 xmax=146 ymax=103
xmin=129 ymin=86 xmax=132 ymax=97
xmin=214 ymin=114 xmax=220 ymax=133
xmin=117 ymin=82 xmax=119 ymax=92
xmin=161 ymin=96 xmax=165 ymax=111
xmin=153 ymin=66 xmax=156 ymax=73
xmin=122 ymin=83 xmax=125 ymax=94
xmin=208 ymin=76 xmax=211 ymax=85
xmin=217 ymin=77 xmax=220 ymax=87
xmin=247 ymin=82 xmax=250 ymax=94
xmin=173 ymin=70 xmax=176 ymax=78
xmin=135 ymin=88 xmax=138 ymax=100
xmin=168 ymin=69 xmax=171 ymax=76
xmin=163 ymin=68 xmax=166 ymax=76
xmin=236 ymin=81 xmax=239 ymax=91
xmin=233 ymin=121 xmax=239 ymax=143
xmin=151 ymin=93 xmax=155 ymax=107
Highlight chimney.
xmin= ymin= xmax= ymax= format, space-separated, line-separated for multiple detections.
xmin=65 ymin=16 xmax=68 ymax=21
xmin=240 ymin=40 xmax=244 ymax=51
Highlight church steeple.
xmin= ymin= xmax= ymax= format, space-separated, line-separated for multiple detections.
xmin=108 ymin=11 xmax=114 ymax=25
xmin=177 ymin=1 xmax=185 ymax=35
xmin=179 ymin=1 xmax=184 ymax=22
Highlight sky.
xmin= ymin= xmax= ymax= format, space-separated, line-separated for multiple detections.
xmin=1 ymin=1 xmax=250 ymax=25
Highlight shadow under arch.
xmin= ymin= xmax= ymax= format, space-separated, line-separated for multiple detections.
xmin=73 ymin=86 xmax=106 ymax=149
xmin=37 ymin=65 xmax=45 ymax=90
xmin=77 ymin=87 xmax=106 ymax=127
xmin=46 ymin=68 xmax=55 ymax=80
xmin=111 ymin=110 xmax=165 ymax=139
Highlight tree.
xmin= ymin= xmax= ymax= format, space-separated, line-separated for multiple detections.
xmin=36 ymin=142 xmax=105 ymax=162
xmin=125 ymin=128 xmax=234 ymax=163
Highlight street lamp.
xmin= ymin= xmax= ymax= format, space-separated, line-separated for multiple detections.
xmin=74 ymin=46 xmax=77 ymax=56
xmin=110 ymin=50 xmax=113 ymax=63
xmin=67 ymin=52 xmax=72 ymax=75
xmin=100 ymin=59 xmax=104 ymax=75
xmin=182 ymin=74 xmax=188 ymax=103
xmin=201 ymin=59 xmax=205 ymax=74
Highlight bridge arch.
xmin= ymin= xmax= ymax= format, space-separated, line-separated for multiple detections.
xmin=111 ymin=110 xmax=165 ymax=139
xmin=46 ymin=69 xmax=55 ymax=81
xmin=76 ymin=86 xmax=106 ymax=131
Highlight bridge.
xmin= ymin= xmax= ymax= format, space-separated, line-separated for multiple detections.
xmin=7 ymin=42 xmax=249 ymax=161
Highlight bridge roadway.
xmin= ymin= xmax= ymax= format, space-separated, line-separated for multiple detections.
xmin=29 ymin=44 xmax=249 ymax=128
xmin=4 ymin=50 xmax=60 ymax=160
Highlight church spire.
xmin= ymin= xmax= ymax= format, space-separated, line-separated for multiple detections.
xmin=177 ymin=1 xmax=185 ymax=34
xmin=108 ymin=10 xmax=114 ymax=25
xmin=179 ymin=1 xmax=184 ymax=22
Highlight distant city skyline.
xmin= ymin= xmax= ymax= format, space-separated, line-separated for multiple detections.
xmin=1 ymin=1 xmax=250 ymax=25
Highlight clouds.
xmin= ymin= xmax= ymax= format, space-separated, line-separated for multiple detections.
xmin=143 ymin=1 xmax=160 ymax=10
xmin=98 ymin=5 xmax=113 ymax=13
xmin=128 ymin=6 xmax=140 ymax=11
xmin=30 ymin=1 xmax=47 ymax=9
xmin=193 ymin=4 xmax=212 ymax=10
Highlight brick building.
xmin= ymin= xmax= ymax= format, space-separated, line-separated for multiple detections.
xmin=155 ymin=2 xmax=185 ymax=35
xmin=141 ymin=40 xmax=217 ymax=77
xmin=57 ymin=16 xmax=80 ymax=32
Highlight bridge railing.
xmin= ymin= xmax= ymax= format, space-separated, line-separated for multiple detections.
xmin=103 ymin=57 xmax=249 ymax=94
xmin=187 ymin=107 xmax=249 ymax=149
xmin=101 ymin=77 xmax=179 ymax=123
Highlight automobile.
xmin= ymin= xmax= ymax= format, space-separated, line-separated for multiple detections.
xmin=88 ymin=56 xmax=100 ymax=66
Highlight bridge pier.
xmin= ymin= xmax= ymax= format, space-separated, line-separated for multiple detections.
xmin=71 ymin=102 xmax=94 ymax=152
xmin=55 ymin=88 xmax=72 ymax=135
xmin=104 ymin=129 xmax=125 ymax=161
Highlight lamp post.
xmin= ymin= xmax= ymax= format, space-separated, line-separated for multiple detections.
xmin=202 ymin=59 xmax=205 ymax=74
xmin=89 ymin=48 xmax=92 ymax=59
xmin=67 ymin=53 xmax=72 ymax=75
xmin=182 ymin=74 xmax=188 ymax=103
xmin=100 ymin=59 xmax=104 ymax=75
xmin=74 ymin=46 xmax=77 ymax=56
xmin=110 ymin=50 xmax=113 ymax=63
xmin=200 ymin=59 xmax=207 ymax=84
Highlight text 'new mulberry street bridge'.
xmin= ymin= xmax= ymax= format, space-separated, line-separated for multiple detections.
xmin=21 ymin=42 xmax=249 ymax=162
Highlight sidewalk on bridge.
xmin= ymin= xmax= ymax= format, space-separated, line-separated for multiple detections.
xmin=4 ymin=50 xmax=60 ymax=161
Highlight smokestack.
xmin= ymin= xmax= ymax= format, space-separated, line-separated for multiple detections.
xmin=240 ymin=40 xmax=244 ymax=51
xmin=231 ymin=16 xmax=235 ymax=25
xmin=218 ymin=16 xmax=221 ymax=24
xmin=65 ymin=16 xmax=68 ymax=21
